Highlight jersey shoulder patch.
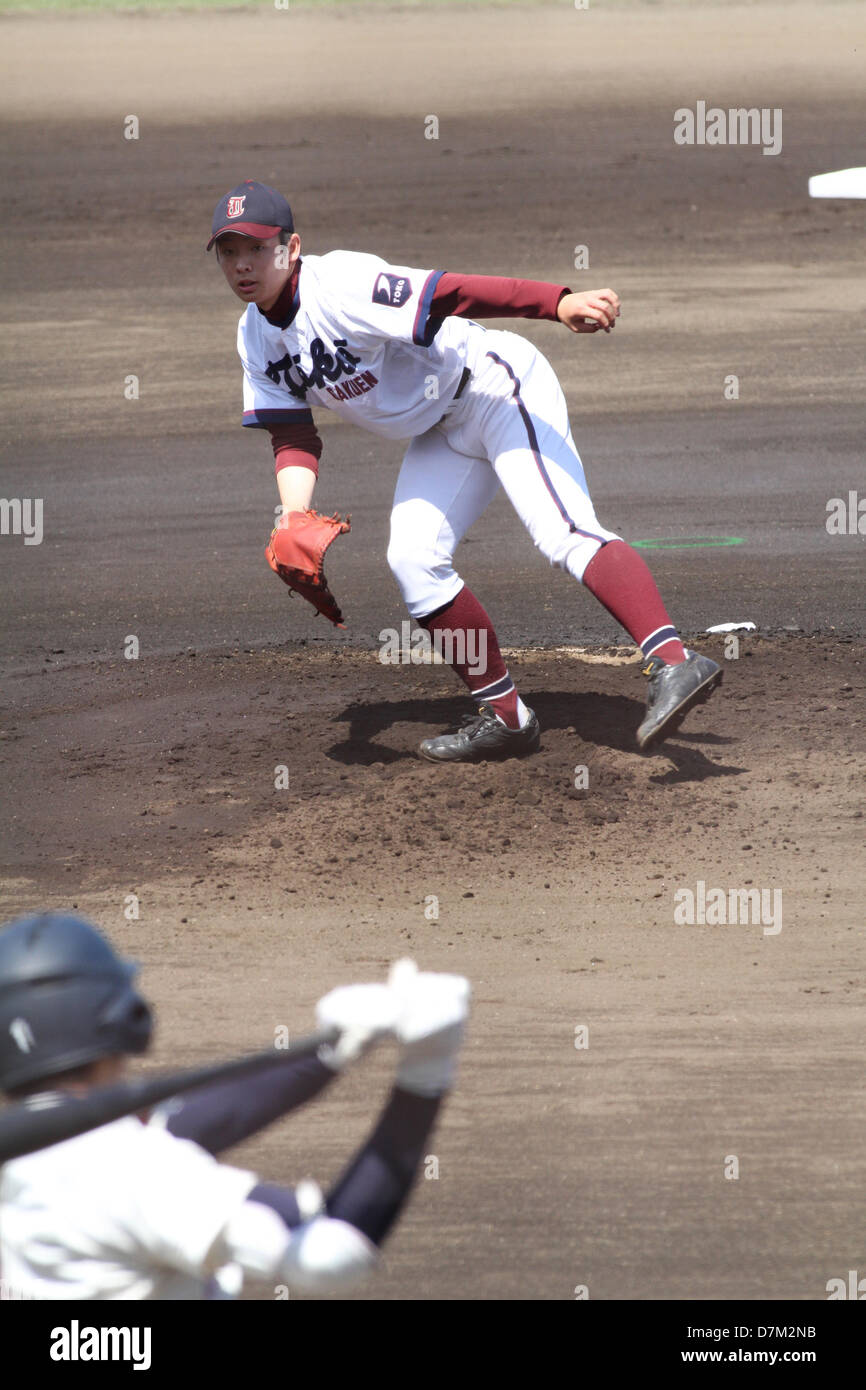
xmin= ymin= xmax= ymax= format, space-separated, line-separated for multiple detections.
xmin=371 ymin=271 xmax=413 ymax=308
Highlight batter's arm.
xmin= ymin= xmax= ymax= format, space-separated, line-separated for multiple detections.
xmin=160 ymin=1051 xmax=338 ymax=1157
xmin=201 ymin=964 xmax=469 ymax=1295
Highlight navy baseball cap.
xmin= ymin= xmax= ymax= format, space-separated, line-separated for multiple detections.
xmin=207 ymin=180 xmax=294 ymax=250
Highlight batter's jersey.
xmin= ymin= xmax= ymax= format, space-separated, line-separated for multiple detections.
xmin=0 ymin=1109 xmax=258 ymax=1300
xmin=239 ymin=251 xmax=473 ymax=441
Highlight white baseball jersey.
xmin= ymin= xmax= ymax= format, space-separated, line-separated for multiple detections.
xmin=239 ymin=250 xmax=471 ymax=440
xmin=238 ymin=247 xmax=619 ymax=617
xmin=0 ymin=1107 xmax=257 ymax=1300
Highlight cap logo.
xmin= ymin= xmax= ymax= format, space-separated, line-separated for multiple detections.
xmin=226 ymin=196 xmax=246 ymax=219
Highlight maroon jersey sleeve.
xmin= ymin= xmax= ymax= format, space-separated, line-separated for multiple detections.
xmin=430 ymin=271 xmax=570 ymax=322
xmin=269 ymin=420 xmax=323 ymax=478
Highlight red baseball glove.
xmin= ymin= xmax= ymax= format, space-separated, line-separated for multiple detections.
xmin=265 ymin=509 xmax=351 ymax=628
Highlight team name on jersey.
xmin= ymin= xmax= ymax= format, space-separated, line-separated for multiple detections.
xmin=265 ymin=337 xmax=364 ymax=401
xmin=325 ymin=371 xmax=379 ymax=403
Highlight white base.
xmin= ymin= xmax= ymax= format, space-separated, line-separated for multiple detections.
xmin=808 ymin=167 xmax=866 ymax=199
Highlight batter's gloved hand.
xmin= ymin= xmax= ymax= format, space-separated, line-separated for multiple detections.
xmin=315 ymin=982 xmax=401 ymax=1072
xmin=265 ymin=508 xmax=351 ymax=628
xmin=388 ymin=959 xmax=471 ymax=1097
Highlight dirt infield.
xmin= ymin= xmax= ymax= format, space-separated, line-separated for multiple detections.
xmin=2 ymin=634 xmax=863 ymax=1298
xmin=1 ymin=2 xmax=864 ymax=1300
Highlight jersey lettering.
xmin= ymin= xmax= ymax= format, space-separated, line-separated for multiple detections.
xmin=326 ymin=371 xmax=379 ymax=403
xmin=265 ymin=337 xmax=363 ymax=400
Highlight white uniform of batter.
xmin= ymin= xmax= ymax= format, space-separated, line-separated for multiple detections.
xmin=239 ymin=250 xmax=619 ymax=619
xmin=0 ymin=1102 xmax=370 ymax=1301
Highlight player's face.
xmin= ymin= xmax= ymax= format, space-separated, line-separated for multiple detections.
xmin=216 ymin=232 xmax=298 ymax=310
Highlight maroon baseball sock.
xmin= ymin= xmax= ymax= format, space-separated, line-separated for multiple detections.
xmin=417 ymin=586 xmax=528 ymax=729
xmin=583 ymin=540 xmax=687 ymax=664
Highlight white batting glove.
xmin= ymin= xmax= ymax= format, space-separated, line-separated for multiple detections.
xmin=389 ymin=959 xmax=471 ymax=1097
xmin=315 ymin=982 xmax=401 ymax=1072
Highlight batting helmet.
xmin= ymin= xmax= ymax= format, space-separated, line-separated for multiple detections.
xmin=0 ymin=913 xmax=152 ymax=1092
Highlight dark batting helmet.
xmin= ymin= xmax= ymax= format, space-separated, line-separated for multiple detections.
xmin=0 ymin=913 xmax=152 ymax=1092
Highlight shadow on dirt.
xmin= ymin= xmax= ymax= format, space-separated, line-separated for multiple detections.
xmin=326 ymin=688 xmax=743 ymax=784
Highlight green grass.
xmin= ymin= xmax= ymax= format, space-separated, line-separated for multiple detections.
xmin=1 ymin=0 xmax=842 ymax=12
xmin=0 ymin=0 xmax=777 ymax=15
xmin=0 ymin=0 xmax=584 ymax=13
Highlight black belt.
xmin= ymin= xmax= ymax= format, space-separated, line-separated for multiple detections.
xmin=452 ymin=366 xmax=471 ymax=402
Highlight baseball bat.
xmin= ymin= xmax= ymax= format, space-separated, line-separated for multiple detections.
xmin=0 ymin=1025 xmax=339 ymax=1166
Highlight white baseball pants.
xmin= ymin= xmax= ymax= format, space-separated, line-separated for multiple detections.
xmin=387 ymin=328 xmax=620 ymax=619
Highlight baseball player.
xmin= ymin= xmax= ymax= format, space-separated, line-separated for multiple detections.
xmin=210 ymin=180 xmax=722 ymax=761
xmin=0 ymin=913 xmax=469 ymax=1300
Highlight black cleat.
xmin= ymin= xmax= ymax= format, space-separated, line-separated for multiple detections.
xmin=637 ymin=649 xmax=722 ymax=751
xmin=419 ymin=705 xmax=541 ymax=764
